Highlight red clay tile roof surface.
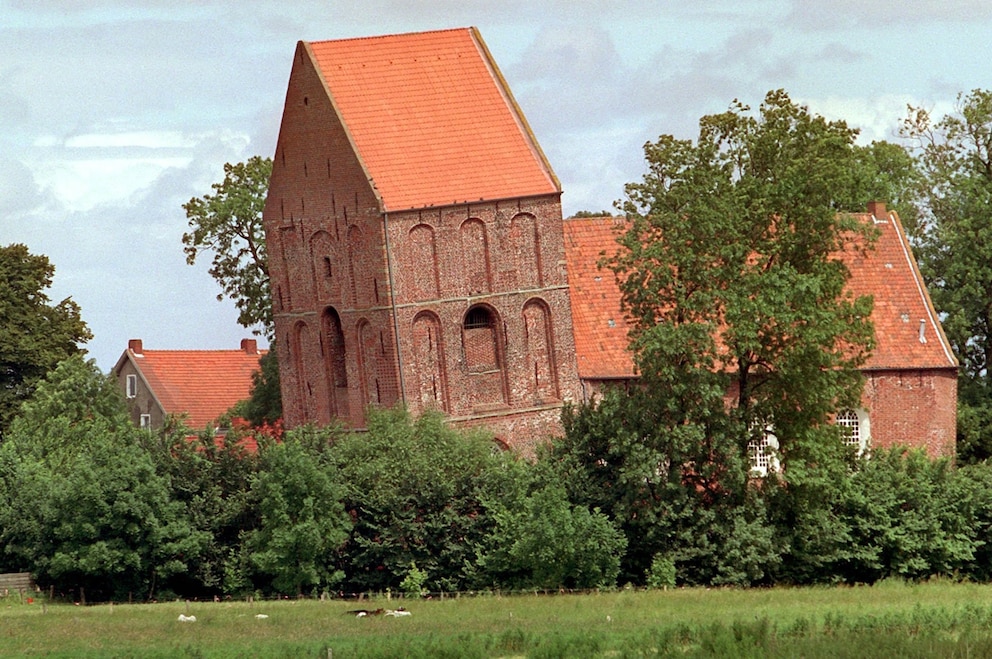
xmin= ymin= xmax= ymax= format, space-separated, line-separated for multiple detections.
xmin=307 ymin=27 xmax=559 ymax=212
xmin=563 ymin=209 xmax=956 ymax=380
xmin=131 ymin=348 xmax=264 ymax=429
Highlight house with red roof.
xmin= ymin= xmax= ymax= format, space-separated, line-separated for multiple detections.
xmin=564 ymin=203 xmax=958 ymax=457
xmin=264 ymin=27 xmax=957 ymax=456
xmin=113 ymin=339 xmax=265 ymax=431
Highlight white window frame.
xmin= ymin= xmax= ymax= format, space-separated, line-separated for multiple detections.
xmin=139 ymin=414 xmax=151 ymax=428
xmin=836 ymin=408 xmax=870 ymax=456
xmin=748 ymin=425 xmax=780 ymax=477
xmin=126 ymin=374 xmax=138 ymax=399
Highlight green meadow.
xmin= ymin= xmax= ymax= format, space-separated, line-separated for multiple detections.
xmin=6 ymin=581 xmax=992 ymax=657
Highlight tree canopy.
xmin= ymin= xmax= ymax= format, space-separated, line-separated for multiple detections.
xmin=183 ymin=156 xmax=273 ymax=337
xmin=0 ymin=243 xmax=91 ymax=438
xmin=901 ymin=89 xmax=992 ymax=460
xmin=610 ymin=89 xmax=877 ymax=465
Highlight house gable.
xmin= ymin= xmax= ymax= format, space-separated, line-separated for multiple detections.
xmin=113 ymin=339 xmax=264 ymax=431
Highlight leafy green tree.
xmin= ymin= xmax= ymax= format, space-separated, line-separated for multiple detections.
xmin=900 ymin=90 xmax=992 ymax=461
xmin=331 ymin=408 xmax=508 ymax=594
xmin=610 ymin=89 xmax=876 ymax=472
xmin=0 ymin=356 xmax=201 ymax=601
xmin=474 ymin=483 xmax=626 ymax=590
xmin=183 ymin=156 xmax=273 ymax=336
xmin=143 ymin=421 xmax=260 ymax=597
xmin=245 ymin=426 xmax=350 ymax=596
xmin=232 ymin=345 xmax=282 ymax=426
xmin=550 ymin=390 xmax=780 ymax=585
xmin=0 ymin=244 xmax=91 ymax=437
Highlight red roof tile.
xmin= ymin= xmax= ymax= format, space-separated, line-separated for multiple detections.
xmin=840 ymin=208 xmax=957 ymax=370
xmin=563 ymin=208 xmax=956 ymax=380
xmin=307 ymin=27 xmax=559 ymax=211
xmin=562 ymin=216 xmax=636 ymax=379
xmin=129 ymin=346 xmax=264 ymax=429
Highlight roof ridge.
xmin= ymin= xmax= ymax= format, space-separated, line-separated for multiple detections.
xmin=306 ymin=26 xmax=472 ymax=47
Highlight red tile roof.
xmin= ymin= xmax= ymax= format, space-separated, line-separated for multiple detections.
xmin=841 ymin=206 xmax=956 ymax=370
xmin=125 ymin=343 xmax=264 ymax=429
xmin=307 ymin=27 xmax=559 ymax=211
xmin=562 ymin=207 xmax=956 ymax=380
xmin=562 ymin=216 xmax=636 ymax=379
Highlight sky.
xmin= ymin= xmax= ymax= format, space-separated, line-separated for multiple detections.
xmin=2 ymin=0 xmax=991 ymax=372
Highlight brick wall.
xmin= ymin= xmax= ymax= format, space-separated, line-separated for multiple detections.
xmin=264 ymin=44 xmax=581 ymax=448
xmin=863 ymin=368 xmax=957 ymax=457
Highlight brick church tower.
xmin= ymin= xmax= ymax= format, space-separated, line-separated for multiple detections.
xmin=263 ymin=28 xmax=581 ymax=450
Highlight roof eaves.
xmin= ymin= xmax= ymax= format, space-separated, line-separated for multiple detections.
xmin=382 ymin=189 xmax=563 ymax=214
xmin=124 ymin=350 xmax=168 ymax=418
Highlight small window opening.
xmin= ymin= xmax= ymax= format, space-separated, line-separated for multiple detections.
xmin=126 ymin=374 xmax=137 ymax=399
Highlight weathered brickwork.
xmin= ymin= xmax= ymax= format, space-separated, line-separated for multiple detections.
xmin=264 ymin=37 xmax=581 ymax=448
xmin=265 ymin=31 xmax=958 ymax=456
xmin=862 ymin=369 xmax=958 ymax=457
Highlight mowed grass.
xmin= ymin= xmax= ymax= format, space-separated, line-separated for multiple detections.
xmin=6 ymin=580 xmax=992 ymax=657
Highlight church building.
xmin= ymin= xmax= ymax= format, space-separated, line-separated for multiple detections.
xmin=263 ymin=27 xmax=957 ymax=456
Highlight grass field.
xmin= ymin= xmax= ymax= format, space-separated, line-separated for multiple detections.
xmin=5 ymin=580 xmax=992 ymax=657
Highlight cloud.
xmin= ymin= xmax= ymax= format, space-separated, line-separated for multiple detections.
xmin=787 ymin=0 xmax=992 ymax=30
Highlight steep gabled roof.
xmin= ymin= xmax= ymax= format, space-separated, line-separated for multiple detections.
xmin=842 ymin=204 xmax=956 ymax=370
xmin=116 ymin=340 xmax=265 ymax=429
xmin=306 ymin=27 xmax=559 ymax=211
xmin=562 ymin=205 xmax=957 ymax=381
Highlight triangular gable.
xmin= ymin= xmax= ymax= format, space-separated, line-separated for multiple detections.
xmin=305 ymin=27 xmax=560 ymax=211
xmin=563 ymin=207 xmax=957 ymax=381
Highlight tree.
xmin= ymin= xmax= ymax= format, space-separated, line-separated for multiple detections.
xmin=900 ymin=90 xmax=992 ymax=461
xmin=183 ymin=156 xmax=273 ymax=336
xmin=610 ymin=89 xmax=876 ymax=467
xmin=0 ymin=356 xmax=201 ymax=601
xmin=245 ymin=426 xmax=350 ymax=596
xmin=331 ymin=408 xmax=507 ymax=594
xmin=232 ymin=345 xmax=282 ymax=426
xmin=0 ymin=244 xmax=90 ymax=437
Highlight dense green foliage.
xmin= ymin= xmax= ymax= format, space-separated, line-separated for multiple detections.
xmin=232 ymin=345 xmax=282 ymax=425
xmin=182 ymin=156 xmax=273 ymax=336
xmin=0 ymin=243 xmax=91 ymax=438
xmin=0 ymin=357 xmax=199 ymax=602
xmin=901 ymin=90 xmax=992 ymax=461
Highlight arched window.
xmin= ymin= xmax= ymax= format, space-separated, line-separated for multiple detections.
xmin=464 ymin=306 xmax=499 ymax=372
xmin=522 ymin=298 xmax=559 ymax=402
xmin=460 ymin=218 xmax=491 ymax=295
xmin=836 ymin=408 xmax=870 ymax=455
xmin=321 ymin=307 xmax=348 ymax=419
xmin=408 ymin=224 xmax=440 ymax=300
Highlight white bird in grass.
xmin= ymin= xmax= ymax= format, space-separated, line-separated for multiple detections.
xmin=177 ymin=614 xmax=197 ymax=623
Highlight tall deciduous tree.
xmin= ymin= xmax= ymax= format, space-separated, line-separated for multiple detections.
xmin=0 ymin=243 xmax=90 ymax=437
xmin=611 ymin=89 xmax=876 ymax=461
xmin=183 ymin=156 xmax=273 ymax=337
xmin=900 ymin=90 xmax=992 ymax=460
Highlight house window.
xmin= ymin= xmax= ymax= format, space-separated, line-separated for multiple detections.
xmin=139 ymin=414 xmax=151 ymax=428
xmin=837 ymin=408 xmax=870 ymax=455
xmin=748 ymin=426 xmax=779 ymax=477
xmin=126 ymin=374 xmax=137 ymax=399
